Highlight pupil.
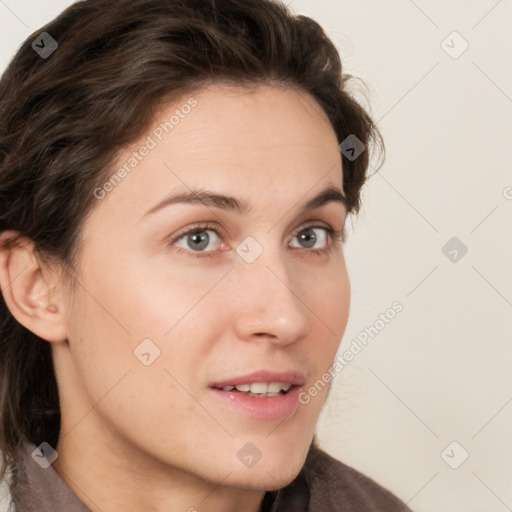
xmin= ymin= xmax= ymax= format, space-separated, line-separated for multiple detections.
xmin=188 ymin=231 xmax=209 ymax=251
xmin=300 ymin=228 xmax=316 ymax=248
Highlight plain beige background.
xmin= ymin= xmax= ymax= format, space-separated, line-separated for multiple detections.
xmin=1 ymin=1 xmax=511 ymax=511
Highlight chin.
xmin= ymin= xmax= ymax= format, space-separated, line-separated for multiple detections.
xmin=226 ymin=453 xmax=308 ymax=492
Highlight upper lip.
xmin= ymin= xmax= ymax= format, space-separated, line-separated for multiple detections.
xmin=210 ymin=370 xmax=306 ymax=389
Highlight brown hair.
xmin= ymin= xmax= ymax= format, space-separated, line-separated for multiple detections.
xmin=0 ymin=0 xmax=384 ymax=479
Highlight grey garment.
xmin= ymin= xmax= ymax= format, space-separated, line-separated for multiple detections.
xmin=9 ymin=443 xmax=90 ymax=512
xmin=262 ymin=443 xmax=414 ymax=512
xmin=9 ymin=441 xmax=413 ymax=511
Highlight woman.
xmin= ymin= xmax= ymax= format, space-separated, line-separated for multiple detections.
xmin=0 ymin=0 xmax=413 ymax=510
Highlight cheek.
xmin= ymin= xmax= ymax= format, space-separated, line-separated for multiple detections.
xmin=65 ymin=283 xmax=215 ymax=446
xmin=302 ymin=263 xmax=350 ymax=402
xmin=77 ymin=246 xmax=220 ymax=340
xmin=307 ymin=261 xmax=350 ymax=345
xmin=68 ymin=254 xmax=226 ymax=390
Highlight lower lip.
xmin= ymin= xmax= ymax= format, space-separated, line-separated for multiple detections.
xmin=209 ymin=385 xmax=303 ymax=420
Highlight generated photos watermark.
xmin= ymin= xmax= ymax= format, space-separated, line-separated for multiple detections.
xmin=93 ymin=97 xmax=198 ymax=200
xmin=299 ymin=301 xmax=404 ymax=405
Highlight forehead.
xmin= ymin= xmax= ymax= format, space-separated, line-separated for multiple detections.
xmin=90 ymin=84 xmax=343 ymax=225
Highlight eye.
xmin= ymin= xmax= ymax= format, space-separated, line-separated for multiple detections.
xmin=172 ymin=223 xmax=227 ymax=257
xmin=168 ymin=221 xmax=346 ymax=259
xmin=289 ymin=225 xmax=338 ymax=252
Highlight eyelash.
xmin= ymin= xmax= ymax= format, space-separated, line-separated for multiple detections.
xmin=168 ymin=221 xmax=347 ymax=260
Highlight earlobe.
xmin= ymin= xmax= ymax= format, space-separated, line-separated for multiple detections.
xmin=0 ymin=230 xmax=68 ymax=343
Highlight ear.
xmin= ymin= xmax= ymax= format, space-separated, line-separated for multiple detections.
xmin=0 ymin=230 xmax=68 ymax=343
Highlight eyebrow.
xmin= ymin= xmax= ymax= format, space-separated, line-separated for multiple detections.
xmin=143 ymin=184 xmax=348 ymax=218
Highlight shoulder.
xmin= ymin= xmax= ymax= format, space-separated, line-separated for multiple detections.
xmin=301 ymin=443 xmax=413 ymax=511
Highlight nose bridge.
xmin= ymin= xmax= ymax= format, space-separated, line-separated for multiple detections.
xmin=231 ymin=240 xmax=310 ymax=343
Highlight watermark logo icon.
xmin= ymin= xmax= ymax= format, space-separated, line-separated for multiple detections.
xmin=339 ymin=134 xmax=365 ymax=161
xmin=442 ymin=237 xmax=468 ymax=263
xmin=237 ymin=442 xmax=262 ymax=468
xmin=31 ymin=442 xmax=58 ymax=469
xmin=441 ymin=441 xmax=469 ymax=469
xmin=32 ymin=32 xmax=58 ymax=59
xmin=134 ymin=338 xmax=161 ymax=366
xmin=441 ymin=31 xmax=469 ymax=59
xmin=236 ymin=236 xmax=263 ymax=264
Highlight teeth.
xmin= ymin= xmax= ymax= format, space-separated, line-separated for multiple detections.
xmin=268 ymin=382 xmax=291 ymax=393
xmin=225 ymin=382 xmax=291 ymax=394
xmin=250 ymin=383 xmax=267 ymax=394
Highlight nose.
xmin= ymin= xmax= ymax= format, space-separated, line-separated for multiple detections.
xmin=231 ymin=252 xmax=311 ymax=346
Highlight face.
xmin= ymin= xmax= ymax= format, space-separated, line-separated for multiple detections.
xmin=54 ymin=83 xmax=351 ymax=491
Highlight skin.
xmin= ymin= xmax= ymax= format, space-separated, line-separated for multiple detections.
xmin=0 ymin=84 xmax=351 ymax=512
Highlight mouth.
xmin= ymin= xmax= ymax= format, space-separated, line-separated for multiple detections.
xmin=209 ymin=370 xmax=306 ymax=419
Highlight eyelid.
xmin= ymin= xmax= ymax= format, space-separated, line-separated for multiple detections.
xmin=291 ymin=220 xmax=331 ymax=235
xmin=291 ymin=220 xmax=347 ymax=244
xmin=170 ymin=221 xmax=226 ymax=244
